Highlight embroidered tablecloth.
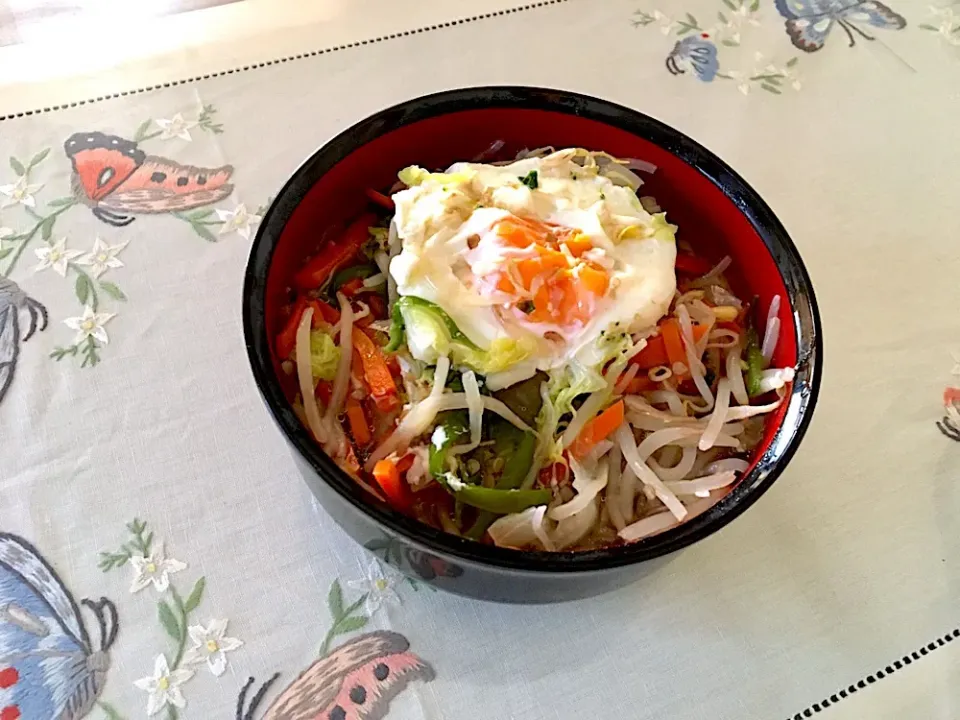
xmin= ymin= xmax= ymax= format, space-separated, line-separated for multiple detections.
xmin=2 ymin=1 xmax=959 ymax=719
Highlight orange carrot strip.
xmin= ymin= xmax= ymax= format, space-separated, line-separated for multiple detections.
xmin=372 ymin=459 xmax=410 ymax=510
xmin=570 ymin=400 xmax=625 ymax=459
xmin=352 ymin=328 xmax=399 ymax=412
xmin=661 ymin=319 xmax=687 ymax=368
xmin=345 ymin=399 xmax=371 ymax=446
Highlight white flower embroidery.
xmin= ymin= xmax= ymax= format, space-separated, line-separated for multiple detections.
xmin=128 ymin=542 xmax=186 ymax=592
xmin=0 ymin=226 xmax=14 ymax=240
xmin=725 ymin=70 xmax=752 ymax=95
xmin=216 ymin=204 xmax=262 ymax=240
xmin=134 ymin=654 xmax=194 ymax=716
xmin=765 ymin=63 xmax=802 ymax=91
xmin=652 ymin=10 xmax=675 ymax=34
xmin=154 ymin=113 xmax=198 ymax=141
xmin=77 ymin=236 xmax=128 ymax=277
xmin=63 ymin=306 xmax=116 ymax=346
xmin=182 ymin=619 xmax=243 ymax=676
xmin=34 ymin=238 xmax=82 ymax=277
xmin=0 ymin=176 xmax=43 ymax=208
xmin=347 ymin=561 xmax=402 ymax=613
xmin=731 ymin=3 xmax=761 ymax=26
xmin=950 ymin=351 xmax=960 ymax=377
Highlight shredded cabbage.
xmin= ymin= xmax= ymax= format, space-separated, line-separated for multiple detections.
xmin=398 ymin=165 xmax=475 ymax=187
xmin=309 ymin=330 xmax=341 ymax=381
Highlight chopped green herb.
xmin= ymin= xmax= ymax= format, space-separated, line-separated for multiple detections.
xmin=519 ymin=170 xmax=539 ymax=190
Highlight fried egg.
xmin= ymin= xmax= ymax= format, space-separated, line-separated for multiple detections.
xmin=389 ymin=149 xmax=677 ymax=385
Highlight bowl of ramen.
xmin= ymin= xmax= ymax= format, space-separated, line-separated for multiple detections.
xmin=243 ymin=87 xmax=821 ymax=603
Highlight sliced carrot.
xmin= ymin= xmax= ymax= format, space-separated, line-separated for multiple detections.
xmin=570 ymin=400 xmax=626 ymax=459
xmin=578 ymin=265 xmax=609 ymax=297
xmin=345 ymin=399 xmax=372 ymax=447
xmin=372 ymin=459 xmax=410 ymax=510
xmin=352 ymin=328 xmax=399 ymax=413
xmin=563 ymin=234 xmax=593 ymax=257
xmin=516 ymin=255 xmax=560 ymax=288
xmin=633 ymin=321 xmax=709 ymax=370
xmin=365 ymin=188 xmax=395 ymax=211
xmin=660 ymin=319 xmax=687 ymax=368
xmin=275 ymin=297 xmax=308 ymax=359
xmin=294 ymin=213 xmax=377 ymax=290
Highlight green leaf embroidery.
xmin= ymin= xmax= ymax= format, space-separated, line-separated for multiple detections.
xmin=47 ymin=196 xmax=76 ymax=207
xmin=28 ymin=148 xmax=50 ymax=169
xmin=158 ymin=601 xmax=181 ymax=641
xmin=76 ymin=274 xmax=92 ymax=306
xmin=184 ymin=577 xmax=206 ymax=613
xmin=335 ymin=616 xmax=368 ymax=634
xmin=786 ymin=57 xmax=799 ymax=67
xmin=187 ymin=208 xmax=214 ymax=221
xmin=722 ymin=38 xmax=739 ymax=46
xmin=328 ymin=579 xmax=344 ymax=619
xmin=749 ymin=0 xmax=760 ymax=11
xmin=717 ymin=11 xmax=728 ymax=23
xmin=677 ymin=25 xmax=694 ymax=34
xmin=193 ymin=222 xmax=218 ymax=242
xmin=100 ymin=281 xmax=127 ymax=301
xmin=722 ymin=0 xmax=737 ymax=10
xmin=97 ymin=700 xmax=127 ymax=720
xmin=0 ymin=248 xmax=12 ymax=261
xmin=80 ymin=336 xmax=101 ymax=368
xmin=686 ymin=12 xmax=697 ymax=25
xmin=133 ymin=120 xmax=153 ymax=143
xmin=40 ymin=216 xmax=55 ymax=241
xmin=761 ymin=84 xmax=783 ymax=94
xmin=9 ymin=157 xmax=25 ymax=175
xmin=50 ymin=345 xmax=80 ymax=361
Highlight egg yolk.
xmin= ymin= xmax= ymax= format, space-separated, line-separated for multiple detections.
xmin=490 ymin=216 xmax=610 ymax=328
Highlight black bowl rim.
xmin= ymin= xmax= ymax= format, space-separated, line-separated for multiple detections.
xmin=242 ymin=85 xmax=822 ymax=574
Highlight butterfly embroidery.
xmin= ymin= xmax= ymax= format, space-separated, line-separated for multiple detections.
xmin=0 ymin=279 xmax=47 ymax=406
xmin=64 ymin=132 xmax=235 ymax=227
xmin=0 ymin=533 xmax=118 ymax=720
xmin=938 ymin=387 xmax=960 ymax=441
xmin=237 ymin=631 xmax=434 ymax=720
xmin=666 ymin=34 xmax=720 ymax=82
xmin=774 ymin=0 xmax=906 ymax=51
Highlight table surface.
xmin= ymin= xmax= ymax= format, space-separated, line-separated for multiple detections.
xmin=2 ymin=1 xmax=959 ymax=719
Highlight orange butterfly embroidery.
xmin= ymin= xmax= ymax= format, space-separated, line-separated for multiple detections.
xmin=64 ymin=132 xmax=234 ymax=227
xmin=237 ymin=631 xmax=434 ymax=720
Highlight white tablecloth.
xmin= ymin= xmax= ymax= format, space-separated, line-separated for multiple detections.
xmin=2 ymin=1 xmax=959 ymax=718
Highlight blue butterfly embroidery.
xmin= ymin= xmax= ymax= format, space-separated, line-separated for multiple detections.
xmin=0 ymin=533 xmax=118 ymax=720
xmin=774 ymin=0 xmax=906 ymax=51
xmin=666 ymin=35 xmax=719 ymax=82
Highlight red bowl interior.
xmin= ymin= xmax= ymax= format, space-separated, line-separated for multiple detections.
xmin=265 ymin=108 xmax=796 ymax=484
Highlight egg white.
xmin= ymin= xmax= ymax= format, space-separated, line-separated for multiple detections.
xmin=389 ymin=150 xmax=677 ymax=381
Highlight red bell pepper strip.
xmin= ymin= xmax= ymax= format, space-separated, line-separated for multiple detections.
xmin=674 ymin=253 xmax=713 ymax=276
xmin=365 ymin=188 xmax=395 ymax=211
xmin=275 ymin=297 xmax=308 ymax=359
xmin=294 ymin=213 xmax=377 ymax=290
